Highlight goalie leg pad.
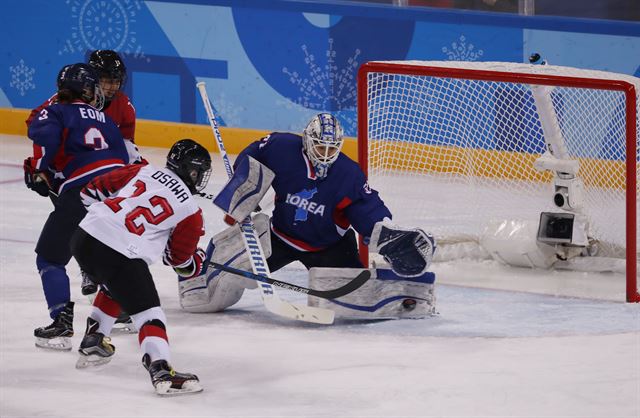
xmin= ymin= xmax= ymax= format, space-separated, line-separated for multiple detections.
xmin=307 ymin=267 xmax=436 ymax=319
xmin=369 ymin=220 xmax=436 ymax=277
xmin=179 ymin=213 xmax=271 ymax=313
xmin=213 ymin=156 xmax=275 ymax=223
xmin=179 ymin=273 xmax=247 ymax=313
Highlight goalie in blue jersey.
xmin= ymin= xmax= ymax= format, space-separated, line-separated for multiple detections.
xmin=231 ymin=113 xmax=392 ymax=271
xmin=179 ymin=113 xmax=436 ymax=318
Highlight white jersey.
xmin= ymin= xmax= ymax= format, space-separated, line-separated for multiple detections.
xmin=80 ymin=164 xmax=204 ymax=265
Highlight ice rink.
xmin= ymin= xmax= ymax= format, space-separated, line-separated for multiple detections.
xmin=1 ymin=134 xmax=638 ymax=417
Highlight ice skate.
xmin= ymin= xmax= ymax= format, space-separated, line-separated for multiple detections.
xmin=80 ymin=271 xmax=97 ymax=296
xmin=34 ymin=301 xmax=74 ymax=351
xmin=112 ymin=311 xmax=136 ymax=334
xmin=142 ymin=354 xmax=202 ymax=396
xmin=76 ymin=318 xmax=115 ymax=369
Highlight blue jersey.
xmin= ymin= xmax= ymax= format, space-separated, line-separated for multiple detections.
xmin=27 ymin=101 xmax=128 ymax=194
xmin=235 ymin=132 xmax=392 ymax=251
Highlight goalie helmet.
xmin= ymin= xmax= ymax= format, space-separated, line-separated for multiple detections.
xmin=88 ymin=50 xmax=127 ymax=86
xmin=57 ymin=63 xmax=104 ymax=110
xmin=166 ymin=139 xmax=212 ymax=194
xmin=302 ymin=113 xmax=344 ymax=179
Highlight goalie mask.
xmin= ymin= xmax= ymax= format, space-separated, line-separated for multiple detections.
xmin=166 ymin=139 xmax=212 ymax=194
xmin=57 ymin=63 xmax=104 ymax=110
xmin=302 ymin=113 xmax=344 ymax=179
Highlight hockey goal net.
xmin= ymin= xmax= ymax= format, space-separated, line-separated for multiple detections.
xmin=357 ymin=60 xmax=640 ymax=302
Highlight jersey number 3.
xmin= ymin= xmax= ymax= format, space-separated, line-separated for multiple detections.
xmin=104 ymin=180 xmax=175 ymax=235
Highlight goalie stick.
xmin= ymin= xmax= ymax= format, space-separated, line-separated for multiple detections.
xmin=196 ymin=81 xmax=335 ymax=325
xmin=209 ymin=262 xmax=371 ymax=300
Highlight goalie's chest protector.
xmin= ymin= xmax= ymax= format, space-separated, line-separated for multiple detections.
xmin=257 ymin=134 xmax=361 ymax=249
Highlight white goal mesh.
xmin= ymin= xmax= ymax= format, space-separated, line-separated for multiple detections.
xmin=358 ymin=61 xmax=640 ymax=302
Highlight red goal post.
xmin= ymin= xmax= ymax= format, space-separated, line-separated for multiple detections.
xmin=357 ymin=60 xmax=640 ymax=302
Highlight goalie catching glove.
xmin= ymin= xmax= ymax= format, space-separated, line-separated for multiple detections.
xmin=369 ymin=220 xmax=436 ymax=277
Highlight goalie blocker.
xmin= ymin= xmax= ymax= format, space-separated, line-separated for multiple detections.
xmin=308 ymin=267 xmax=436 ymax=319
xmin=213 ymin=155 xmax=275 ymax=223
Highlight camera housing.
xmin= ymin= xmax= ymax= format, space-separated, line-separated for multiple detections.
xmin=553 ymin=175 xmax=584 ymax=211
xmin=537 ymin=212 xmax=589 ymax=247
xmin=533 ymin=153 xmax=584 ymax=211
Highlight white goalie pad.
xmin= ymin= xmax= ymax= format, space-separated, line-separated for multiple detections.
xmin=307 ymin=267 xmax=436 ymax=319
xmin=213 ymin=156 xmax=275 ymax=223
xmin=179 ymin=213 xmax=271 ymax=313
xmin=369 ymin=220 xmax=436 ymax=277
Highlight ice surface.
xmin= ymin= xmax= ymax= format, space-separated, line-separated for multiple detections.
xmin=1 ymin=135 xmax=638 ymax=417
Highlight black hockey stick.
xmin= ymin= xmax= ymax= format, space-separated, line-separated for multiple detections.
xmin=209 ymin=262 xmax=371 ymax=300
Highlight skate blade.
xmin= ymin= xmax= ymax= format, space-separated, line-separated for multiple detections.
xmin=35 ymin=337 xmax=72 ymax=351
xmin=155 ymin=380 xmax=203 ymax=396
xmin=112 ymin=323 xmax=137 ymax=334
xmin=75 ymin=353 xmax=114 ymax=369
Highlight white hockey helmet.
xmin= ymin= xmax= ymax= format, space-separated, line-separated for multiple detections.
xmin=302 ymin=113 xmax=344 ymax=178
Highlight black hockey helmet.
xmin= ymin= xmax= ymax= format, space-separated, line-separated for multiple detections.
xmin=56 ymin=64 xmax=72 ymax=89
xmin=166 ymin=139 xmax=212 ymax=194
xmin=88 ymin=50 xmax=127 ymax=86
xmin=57 ymin=63 xmax=104 ymax=109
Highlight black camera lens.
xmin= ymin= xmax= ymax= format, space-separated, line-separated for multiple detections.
xmin=547 ymin=218 xmax=571 ymax=238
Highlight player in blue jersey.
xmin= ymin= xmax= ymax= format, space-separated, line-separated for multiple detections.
xmin=24 ymin=63 xmax=129 ymax=350
xmin=233 ymin=113 xmax=392 ymax=271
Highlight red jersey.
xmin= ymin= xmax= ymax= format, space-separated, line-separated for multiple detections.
xmin=26 ymin=91 xmax=136 ymax=142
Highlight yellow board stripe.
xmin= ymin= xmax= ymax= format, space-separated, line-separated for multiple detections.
xmin=370 ymin=142 xmax=627 ymax=190
xmin=1 ymin=107 xmax=625 ymax=190
xmin=0 ymin=107 xmax=358 ymax=159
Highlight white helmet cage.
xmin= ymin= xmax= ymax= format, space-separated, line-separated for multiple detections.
xmin=302 ymin=113 xmax=344 ymax=176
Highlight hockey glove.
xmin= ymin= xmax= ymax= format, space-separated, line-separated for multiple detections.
xmin=172 ymin=247 xmax=208 ymax=279
xmin=124 ymin=139 xmax=148 ymax=165
xmin=23 ymin=157 xmax=52 ymax=197
xmin=370 ymin=221 xmax=436 ymax=277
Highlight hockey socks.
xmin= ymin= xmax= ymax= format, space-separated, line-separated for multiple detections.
xmin=36 ymin=256 xmax=71 ymax=319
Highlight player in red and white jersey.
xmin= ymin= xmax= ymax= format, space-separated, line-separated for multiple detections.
xmin=80 ymin=162 xmax=202 ymax=265
xmin=70 ymin=139 xmax=211 ymax=395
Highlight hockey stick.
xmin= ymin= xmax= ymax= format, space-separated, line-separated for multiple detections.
xmin=209 ymin=262 xmax=371 ymax=300
xmin=196 ymin=81 xmax=335 ymax=324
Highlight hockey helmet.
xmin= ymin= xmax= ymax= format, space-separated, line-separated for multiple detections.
xmin=166 ymin=139 xmax=212 ymax=193
xmin=88 ymin=50 xmax=127 ymax=86
xmin=56 ymin=64 xmax=72 ymax=90
xmin=302 ymin=113 xmax=344 ymax=178
xmin=58 ymin=63 xmax=104 ymax=110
